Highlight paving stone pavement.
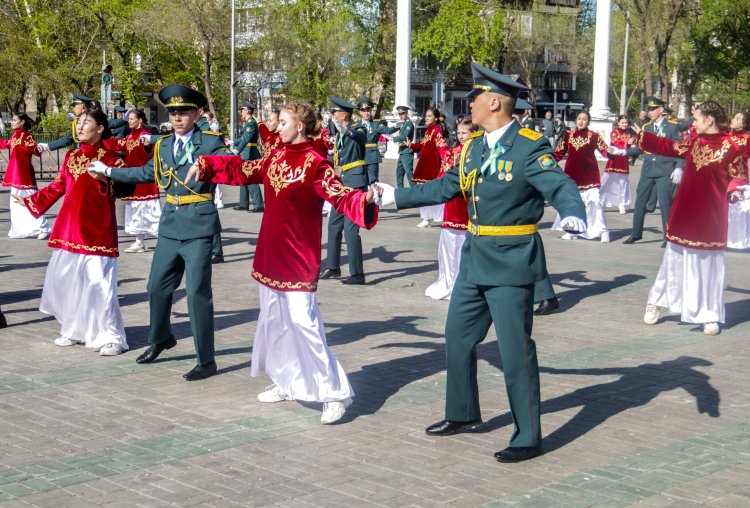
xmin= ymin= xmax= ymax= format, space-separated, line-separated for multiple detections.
xmin=0 ymin=159 xmax=749 ymax=507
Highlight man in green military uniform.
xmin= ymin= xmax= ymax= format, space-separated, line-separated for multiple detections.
xmin=357 ymin=98 xmax=398 ymax=184
xmin=320 ymin=96 xmax=369 ymax=285
xmin=233 ymin=101 xmax=264 ymax=212
xmin=390 ymin=105 xmax=415 ymax=188
xmin=376 ymin=63 xmax=586 ymax=462
xmin=38 ymin=94 xmax=93 ymax=152
xmin=620 ymin=97 xmax=684 ymax=246
xmin=88 ymin=85 xmax=231 ymax=381
xmin=110 ymin=106 xmax=131 ymax=138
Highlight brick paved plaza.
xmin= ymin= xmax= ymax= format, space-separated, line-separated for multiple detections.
xmin=1 ymin=160 xmax=749 ymax=507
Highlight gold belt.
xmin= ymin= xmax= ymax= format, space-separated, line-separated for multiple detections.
xmin=467 ymin=222 xmax=538 ymax=236
xmin=365 ymin=143 xmax=378 ymax=148
xmin=166 ymin=193 xmax=212 ymax=205
xmin=399 ymin=142 xmax=409 ymax=146
xmin=338 ymin=160 xmax=365 ymax=172
xmin=247 ymin=143 xmax=258 ymax=147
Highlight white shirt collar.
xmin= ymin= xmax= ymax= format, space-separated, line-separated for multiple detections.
xmin=173 ymin=129 xmax=195 ymax=154
xmin=484 ymin=120 xmax=515 ymax=148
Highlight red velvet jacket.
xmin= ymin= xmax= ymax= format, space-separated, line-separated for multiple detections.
xmin=312 ymin=128 xmax=333 ymax=158
xmin=259 ymin=123 xmax=282 ymax=155
xmin=554 ymin=128 xmax=608 ymax=189
xmin=605 ymin=127 xmax=633 ymax=174
xmin=411 ymin=123 xmax=452 ymax=183
xmin=441 ymin=145 xmax=468 ymax=230
xmin=103 ymin=127 xmax=158 ymax=200
xmin=24 ymin=143 xmax=129 ymax=257
xmin=729 ymin=129 xmax=750 ymax=160
xmin=196 ymin=140 xmax=378 ymax=291
xmin=638 ymin=130 xmax=748 ymax=250
xmin=1 ymin=128 xmax=40 ymax=190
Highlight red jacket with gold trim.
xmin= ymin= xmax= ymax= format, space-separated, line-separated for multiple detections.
xmin=259 ymin=123 xmax=282 ymax=155
xmin=729 ymin=129 xmax=750 ymax=160
xmin=553 ymin=128 xmax=608 ymax=189
xmin=197 ymin=140 xmax=378 ymax=291
xmin=1 ymin=128 xmax=40 ymax=190
xmin=24 ymin=142 xmax=129 ymax=257
xmin=411 ymin=123 xmax=452 ymax=183
xmin=312 ymin=128 xmax=333 ymax=159
xmin=604 ymin=127 xmax=633 ymax=174
xmin=103 ymin=127 xmax=158 ymax=200
xmin=441 ymin=145 xmax=468 ymax=230
xmin=638 ymin=130 xmax=748 ymax=250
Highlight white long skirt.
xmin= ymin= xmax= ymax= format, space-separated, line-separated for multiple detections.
xmin=425 ymin=228 xmax=466 ymax=300
xmin=420 ymin=204 xmax=445 ymax=222
xmin=124 ymin=199 xmax=161 ymax=237
xmin=40 ymin=249 xmax=128 ymax=349
xmin=8 ymin=188 xmax=50 ymax=238
xmin=251 ymin=285 xmax=353 ymax=402
xmin=600 ymin=172 xmax=632 ymax=208
xmin=727 ymin=202 xmax=750 ymax=249
xmin=647 ymin=243 xmax=725 ymax=324
xmin=551 ymin=187 xmax=608 ymax=239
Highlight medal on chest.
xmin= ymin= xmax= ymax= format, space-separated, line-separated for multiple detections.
xmin=497 ymin=160 xmax=513 ymax=182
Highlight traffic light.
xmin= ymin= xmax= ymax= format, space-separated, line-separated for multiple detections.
xmin=102 ymin=64 xmax=113 ymax=85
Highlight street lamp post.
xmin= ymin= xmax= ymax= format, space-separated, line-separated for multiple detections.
xmin=229 ymin=0 xmax=236 ymax=143
xmin=620 ymin=19 xmax=630 ymax=116
xmin=553 ymin=82 xmax=558 ymax=118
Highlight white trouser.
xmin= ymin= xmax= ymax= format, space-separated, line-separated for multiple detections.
xmin=425 ymin=228 xmax=466 ymax=300
xmin=552 ymin=188 xmax=608 ymax=239
xmin=124 ymin=199 xmax=161 ymax=238
xmin=8 ymin=188 xmax=50 ymax=238
xmin=600 ymin=172 xmax=632 ymax=208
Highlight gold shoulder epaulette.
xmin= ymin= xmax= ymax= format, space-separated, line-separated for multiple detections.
xmin=519 ymin=128 xmax=543 ymax=141
xmin=202 ymin=130 xmax=223 ymax=136
xmin=668 ymin=119 xmax=679 ymax=125
xmin=468 ymin=131 xmax=484 ymax=139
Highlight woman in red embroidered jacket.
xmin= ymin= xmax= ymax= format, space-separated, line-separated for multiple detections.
xmin=410 ymin=108 xmax=452 ymax=228
xmin=258 ymin=110 xmax=282 ymax=155
xmin=425 ymin=117 xmax=472 ymax=301
xmin=600 ymin=115 xmax=634 ymax=215
xmin=104 ymin=109 xmax=161 ymax=253
xmin=631 ymin=101 xmax=748 ymax=336
xmin=552 ymin=110 xmax=611 ymax=241
xmin=1 ymin=113 xmax=51 ymax=239
xmin=726 ymin=111 xmax=750 ymax=249
xmin=187 ymin=101 xmax=377 ymax=424
xmin=14 ymin=110 xmax=133 ymax=355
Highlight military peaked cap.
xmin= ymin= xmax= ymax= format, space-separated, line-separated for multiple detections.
xmin=467 ymin=62 xmax=530 ymax=100
xmin=159 ymin=85 xmax=207 ymax=111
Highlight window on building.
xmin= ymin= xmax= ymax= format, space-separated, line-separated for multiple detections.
xmin=452 ymin=98 xmax=470 ymax=116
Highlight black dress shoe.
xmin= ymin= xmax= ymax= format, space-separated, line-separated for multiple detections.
xmin=136 ymin=335 xmax=177 ymax=364
xmin=341 ymin=274 xmax=366 ymax=285
xmin=233 ymin=205 xmax=249 ymax=211
xmin=183 ymin=361 xmax=217 ymax=381
xmin=0 ymin=312 xmax=7 ymax=329
xmin=425 ymin=419 xmax=482 ymax=436
xmin=211 ymin=254 xmax=224 ymax=264
xmin=249 ymin=207 xmax=265 ymax=213
xmin=320 ymin=268 xmax=341 ymax=279
xmin=494 ymin=445 xmax=543 ymax=463
xmin=534 ymin=297 xmax=560 ymax=315
xmin=623 ymin=236 xmax=640 ymax=244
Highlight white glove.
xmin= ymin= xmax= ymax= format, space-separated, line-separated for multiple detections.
xmin=607 ymin=146 xmax=626 ymax=156
xmin=231 ymin=148 xmax=239 ymax=156
xmin=37 ymin=142 xmax=49 ymax=153
xmin=139 ymin=134 xmax=152 ymax=145
xmin=88 ymin=160 xmax=112 ymax=177
xmin=560 ymin=216 xmax=586 ymax=234
xmin=375 ymin=182 xmax=396 ymax=207
xmin=671 ymin=168 xmax=683 ymax=185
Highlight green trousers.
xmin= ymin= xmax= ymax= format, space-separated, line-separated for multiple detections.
xmin=534 ymin=276 xmax=556 ymax=303
xmin=444 ymin=273 xmax=542 ymax=448
xmin=147 ymin=235 xmax=215 ymax=366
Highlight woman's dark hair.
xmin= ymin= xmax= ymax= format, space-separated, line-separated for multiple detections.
xmin=734 ymin=111 xmax=750 ymax=132
xmin=13 ymin=113 xmax=35 ymax=130
xmin=130 ymin=109 xmax=147 ymax=124
xmin=425 ymin=107 xmax=441 ymax=121
xmin=81 ymin=109 xmax=112 ymax=140
xmin=457 ymin=117 xmax=477 ymax=132
xmin=577 ymin=110 xmax=591 ymax=122
xmin=696 ymin=101 xmax=728 ymax=131
xmin=614 ymin=114 xmax=629 ymax=127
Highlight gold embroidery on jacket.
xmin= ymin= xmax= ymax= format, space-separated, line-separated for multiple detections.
xmin=267 ymin=151 xmax=309 ymax=195
xmin=569 ymin=132 xmax=590 ymax=151
xmin=691 ymin=140 xmax=730 ymax=171
xmin=252 ymin=271 xmax=316 ymax=290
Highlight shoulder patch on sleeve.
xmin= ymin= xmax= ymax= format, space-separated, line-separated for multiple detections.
xmin=519 ymin=128 xmax=543 ymax=141
xmin=537 ymin=153 xmax=557 ymax=170
xmin=468 ymin=130 xmax=484 ymax=140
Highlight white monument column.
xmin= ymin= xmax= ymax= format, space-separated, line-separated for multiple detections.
xmin=589 ymin=0 xmax=611 ymax=120
xmin=386 ymin=0 xmax=412 ymax=159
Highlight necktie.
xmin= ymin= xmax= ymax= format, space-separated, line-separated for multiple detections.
xmin=176 ymin=139 xmax=184 ymax=158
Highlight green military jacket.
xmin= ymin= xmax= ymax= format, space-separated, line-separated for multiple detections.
xmin=395 ymin=121 xmax=585 ymax=287
xmin=626 ymin=119 xmax=684 ymax=178
xmin=334 ymin=122 xmax=368 ymax=188
xmin=110 ymin=128 xmax=231 ymax=240
xmin=47 ymin=118 xmax=79 ymax=151
xmin=109 ymin=118 xmax=131 ymax=139
xmin=235 ymin=118 xmax=261 ymax=160
xmin=391 ymin=119 xmax=415 ymax=155
xmin=362 ymin=120 xmax=398 ymax=164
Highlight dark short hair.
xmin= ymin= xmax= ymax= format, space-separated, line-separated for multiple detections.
xmin=735 ymin=111 xmax=750 ymax=132
xmin=130 ymin=109 xmax=147 ymax=124
xmin=13 ymin=112 xmax=35 ymax=130
xmin=81 ymin=110 xmax=112 ymax=140
xmin=696 ymin=101 xmax=728 ymax=131
xmin=577 ymin=110 xmax=591 ymax=122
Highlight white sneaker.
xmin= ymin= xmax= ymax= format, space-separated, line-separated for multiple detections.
xmin=54 ymin=337 xmax=79 ymax=347
xmin=643 ymin=304 xmax=662 ymax=325
xmin=99 ymin=343 xmax=123 ymax=356
xmin=124 ymin=242 xmax=145 ymax=253
xmin=215 ymin=200 xmax=225 ymax=209
xmin=257 ymin=384 xmax=294 ymax=403
xmin=619 ymin=205 xmax=627 ymax=215
xmin=561 ymin=233 xmax=578 ymax=240
xmin=321 ymin=398 xmax=352 ymax=424
xmin=416 ymin=219 xmax=430 ymax=228
xmin=601 ymin=231 xmax=610 ymax=243
xmin=37 ymin=231 xmax=50 ymax=240
xmin=703 ymin=322 xmax=720 ymax=336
